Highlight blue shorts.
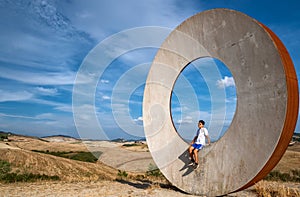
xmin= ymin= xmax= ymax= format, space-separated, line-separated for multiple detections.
xmin=192 ymin=143 xmax=203 ymax=150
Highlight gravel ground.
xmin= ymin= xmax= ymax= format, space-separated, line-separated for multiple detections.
xmin=0 ymin=180 xmax=258 ymax=197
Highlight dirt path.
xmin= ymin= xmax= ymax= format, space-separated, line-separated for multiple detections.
xmin=98 ymin=146 xmax=154 ymax=172
xmin=0 ymin=181 xmax=198 ymax=197
xmin=81 ymin=141 xmax=155 ymax=172
xmin=0 ymin=142 xmax=20 ymax=150
xmin=0 ymin=180 xmax=257 ymax=197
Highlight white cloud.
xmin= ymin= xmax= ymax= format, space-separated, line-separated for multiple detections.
xmin=72 ymin=104 xmax=110 ymax=139
xmin=35 ymin=113 xmax=56 ymax=120
xmin=58 ymin=0 xmax=194 ymax=41
xmin=177 ymin=116 xmax=193 ymax=124
xmin=102 ymin=95 xmax=111 ymax=100
xmin=0 ymin=0 xmax=94 ymax=71
xmin=0 ymin=113 xmax=36 ymax=120
xmin=0 ymin=90 xmax=33 ymax=102
xmin=216 ymin=76 xmax=235 ymax=88
xmin=0 ymin=67 xmax=78 ymax=85
xmin=133 ymin=116 xmax=143 ymax=123
xmin=0 ymin=111 xmax=77 ymax=137
xmin=100 ymin=79 xmax=110 ymax=84
xmin=30 ymin=98 xmax=72 ymax=113
xmin=54 ymin=105 xmax=73 ymax=113
xmin=36 ymin=87 xmax=58 ymax=95
xmin=225 ymin=97 xmax=237 ymax=103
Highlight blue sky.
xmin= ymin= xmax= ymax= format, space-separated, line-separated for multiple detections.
xmin=0 ymin=0 xmax=299 ymax=141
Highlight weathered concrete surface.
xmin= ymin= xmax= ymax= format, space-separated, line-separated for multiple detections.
xmin=143 ymin=9 xmax=298 ymax=196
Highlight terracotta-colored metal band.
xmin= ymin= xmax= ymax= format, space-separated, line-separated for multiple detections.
xmin=236 ymin=22 xmax=299 ymax=192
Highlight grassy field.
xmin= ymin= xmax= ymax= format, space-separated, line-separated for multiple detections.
xmin=0 ymin=133 xmax=299 ymax=196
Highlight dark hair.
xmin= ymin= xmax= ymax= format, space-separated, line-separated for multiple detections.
xmin=199 ymin=120 xmax=205 ymax=125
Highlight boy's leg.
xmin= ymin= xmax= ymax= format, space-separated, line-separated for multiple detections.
xmin=188 ymin=145 xmax=195 ymax=162
xmin=193 ymin=149 xmax=199 ymax=164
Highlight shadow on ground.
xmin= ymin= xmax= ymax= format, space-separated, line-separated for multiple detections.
xmin=116 ymin=179 xmax=186 ymax=194
xmin=178 ymin=149 xmax=195 ymax=176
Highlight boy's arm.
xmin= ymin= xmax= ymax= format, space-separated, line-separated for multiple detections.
xmin=206 ymin=135 xmax=211 ymax=145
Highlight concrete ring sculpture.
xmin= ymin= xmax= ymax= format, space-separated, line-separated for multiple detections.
xmin=143 ymin=8 xmax=298 ymax=196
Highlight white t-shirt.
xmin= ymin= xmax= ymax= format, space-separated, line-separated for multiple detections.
xmin=195 ymin=128 xmax=208 ymax=145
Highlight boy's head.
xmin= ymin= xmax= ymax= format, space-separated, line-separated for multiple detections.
xmin=198 ymin=120 xmax=205 ymax=128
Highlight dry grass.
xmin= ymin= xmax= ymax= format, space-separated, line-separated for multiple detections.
xmin=255 ymin=181 xmax=300 ymax=197
xmin=0 ymin=148 xmax=118 ymax=182
xmin=254 ymin=143 xmax=300 ymax=197
xmin=121 ymin=142 xmax=149 ymax=152
xmin=7 ymin=135 xmax=88 ymax=152
xmin=273 ymin=149 xmax=300 ymax=173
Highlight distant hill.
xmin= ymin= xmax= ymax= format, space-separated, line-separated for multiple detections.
xmin=0 ymin=130 xmax=43 ymax=141
xmin=42 ymin=134 xmax=78 ymax=139
xmin=111 ymin=138 xmax=127 ymax=143
xmin=0 ymin=131 xmax=81 ymax=143
xmin=41 ymin=135 xmax=80 ymax=142
xmin=0 ymin=131 xmax=13 ymax=135
xmin=111 ymin=137 xmax=147 ymax=142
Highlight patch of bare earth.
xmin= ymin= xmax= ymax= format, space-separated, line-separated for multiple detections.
xmin=0 ymin=180 xmax=197 ymax=197
xmin=273 ymin=143 xmax=300 ymax=173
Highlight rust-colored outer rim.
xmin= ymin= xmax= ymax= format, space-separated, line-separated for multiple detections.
xmin=236 ymin=22 xmax=299 ymax=192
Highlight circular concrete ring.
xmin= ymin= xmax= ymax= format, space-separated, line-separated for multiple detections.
xmin=143 ymin=9 xmax=298 ymax=196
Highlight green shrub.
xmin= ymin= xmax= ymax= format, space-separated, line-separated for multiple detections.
xmin=0 ymin=133 xmax=8 ymax=141
xmin=117 ymin=170 xmax=128 ymax=179
xmin=0 ymin=160 xmax=11 ymax=178
xmin=0 ymin=159 xmax=59 ymax=183
xmin=32 ymin=150 xmax=102 ymax=163
xmin=264 ymin=170 xmax=300 ymax=182
xmin=69 ymin=152 xmax=99 ymax=163
xmin=122 ymin=143 xmax=139 ymax=147
xmin=1 ymin=173 xmax=59 ymax=183
xmin=291 ymin=169 xmax=300 ymax=182
xmin=146 ymin=163 xmax=163 ymax=177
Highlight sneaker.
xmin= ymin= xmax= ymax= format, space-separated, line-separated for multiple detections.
xmin=188 ymin=158 xmax=195 ymax=165
xmin=194 ymin=163 xmax=199 ymax=169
